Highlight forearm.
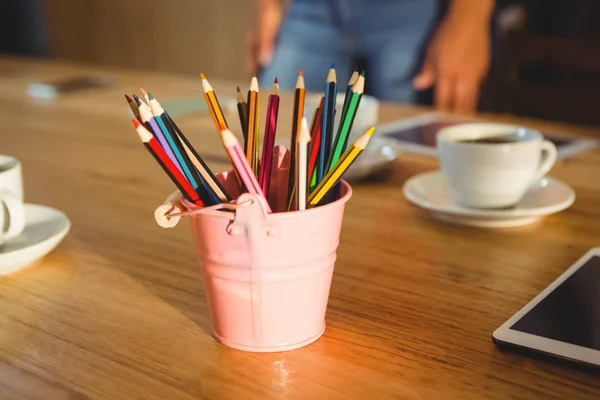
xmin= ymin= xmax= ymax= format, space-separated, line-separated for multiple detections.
xmin=257 ymin=0 xmax=284 ymax=11
xmin=446 ymin=0 xmax=495 ymax=25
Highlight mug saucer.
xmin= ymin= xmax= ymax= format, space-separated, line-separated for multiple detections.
xmin=403 ymin=171 xmax=575 ymax=228
xmin=0 ymin=203 xmax=71 ymax=275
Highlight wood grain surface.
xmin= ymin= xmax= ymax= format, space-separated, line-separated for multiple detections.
xmin=0 ymin=56 xmax=599 ymax=400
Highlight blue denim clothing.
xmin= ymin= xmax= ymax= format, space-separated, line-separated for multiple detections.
xmin=259 ymin=0 xmax=440 ymax=103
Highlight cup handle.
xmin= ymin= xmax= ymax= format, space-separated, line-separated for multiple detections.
xmin=0 ymin=190 xmax=25 ymax=241
xmin=531 ymin=140 xmax=558 ymax=183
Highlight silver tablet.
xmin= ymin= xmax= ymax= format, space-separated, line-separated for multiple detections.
xmin=378 ymin=112 xmax=599 ymax=161
xmin=492 ymin=248 xmax=600 ymax=368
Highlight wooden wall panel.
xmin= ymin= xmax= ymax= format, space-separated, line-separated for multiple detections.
xmin=42 ymin=0 xmax=254 ymax=81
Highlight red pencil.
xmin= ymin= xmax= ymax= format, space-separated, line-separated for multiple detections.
xmin=132 ymin=119 xmax=204 ymax=207
xmin=259 ymin=78 xmax=280 ymax=197
xmin=125 ymin=94 xmax=142 ymax=123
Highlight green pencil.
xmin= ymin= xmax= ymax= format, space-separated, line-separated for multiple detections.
xmin=327 ymin=72 xmax=365 ymax=171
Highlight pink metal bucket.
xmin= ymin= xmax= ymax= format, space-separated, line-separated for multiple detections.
xmin=181 ymin=167 xmax=352 ymax=352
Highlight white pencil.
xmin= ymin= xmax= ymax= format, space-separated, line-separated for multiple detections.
xmin=297 ymin=117 xmax=310 ymax=210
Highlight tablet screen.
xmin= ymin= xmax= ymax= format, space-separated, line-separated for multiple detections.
xmin=384 ymin=119 xmax=577 ymax=150
xmin=510 ymin=256 xmax=600 ymax=350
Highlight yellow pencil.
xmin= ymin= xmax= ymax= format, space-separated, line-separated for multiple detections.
xmin=200 ymin=73 xmax=228 ymax=132
xmin=246 ymin=76 xmax=260 ymax=176
xmin=308 ymin=127 xmax=375 ymax=207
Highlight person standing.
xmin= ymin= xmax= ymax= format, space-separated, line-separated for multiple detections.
xmin=249 ymin=0 xmax=494 ymax=112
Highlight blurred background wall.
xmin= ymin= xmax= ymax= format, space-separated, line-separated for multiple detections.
xmin=3 ymin=0 xmax=600 ymax=126
xmin=41 ymin=0 xmax=254 ymax=81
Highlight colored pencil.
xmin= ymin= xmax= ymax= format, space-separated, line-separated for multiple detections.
xmin=318 ymin=65 xmax=337 ymax=183
xmin=335 ymin=68 xmax=359 ymax=144
xmin=132 ymin=119 xmax=204 ymax=207
xmin=125 ymin=94 xmax=141 ymax=122
xmin=198 ymin=76 xmax=242 ymax=188
xmin=221 ymin=129 xmax=271 ymax=212
xmin=145 ymin=91 xmax=231 ymax=204
xmin=246 ymin=77 xmax=260 ymax=176
xmin=286 ymin=71 xmax=305 ymax=211
xmin=328 ymin=72 xmax=365 ymax=170
xmin=344 ymin=69 xmax=359 ymax=104
xmin=308 ymin=97 xmax=325 ymax=191
xmin=135 ymin=93 xmax=184 ymax=176
xmin=236 ymin=86 xmax=248 ymax=144
xmin=200 ymin=73 xmax=229 ymax=132
xmin=140 ymin=87 xmax=151 ymax=104
xmin=259 ymin=79 xmax=280 ymax=198
xmin=308 ymin=127 xmax=374 ymax=207
xmin=297 ymin=117 xmax=310 ymax=211
xmin=147 ymin=96 xmax=212 ymax=205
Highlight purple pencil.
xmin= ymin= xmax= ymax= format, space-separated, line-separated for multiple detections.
xmin=132 ymin=94 xmax=184 ymax=176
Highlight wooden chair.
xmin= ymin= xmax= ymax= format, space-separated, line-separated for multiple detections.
xmin=488 ymin=1 xmax=600 ymax=126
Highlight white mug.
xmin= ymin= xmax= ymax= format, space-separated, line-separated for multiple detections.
xmin=437 ymin=123 xmax=558 ymax=209
xmin=0 ymin=155 xmax=25 ymax=243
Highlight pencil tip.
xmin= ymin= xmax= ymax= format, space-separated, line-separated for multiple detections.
xmin=360 ymin=70 xmax=366 ymax=78
xmin=330 ymin=63 xmax=335 ymax=69
xmin=132 ymin=94 xmax=142 ymax=106
xmin=125 ymin=94 xmax=133 ymax=102
xmin=147 ymin=92 xmax=154 ymax=100
xmin=299 ymin=70 xmax=303 ymax=77
xmin=236 ymin=86 xmax=241 ymax=92
xmin=274 ymin=77 xmax=279 ymax=84
xmin=132 ymin=118 xmax=140 ymax=128
xmin=366 ymin=126 xmax=375 ymax=136
xmin=140 ymin=87 xmax=148 ymax=96
xmin=200 ymin=73 xmax=206 ymax=80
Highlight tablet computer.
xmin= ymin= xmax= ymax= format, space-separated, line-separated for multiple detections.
xmin=378 ymin=112 xmax=599 ymax=161
xmin=492 ymin=248 xmax=600 ymax=368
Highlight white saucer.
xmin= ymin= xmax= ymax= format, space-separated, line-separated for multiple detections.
xmin=403 ymin=171 xmax=575 ymax=228
xmin=0 ymin=204 xmax=71 ymax=275
xmin=274 ymin=136 xmax=398 ymax=181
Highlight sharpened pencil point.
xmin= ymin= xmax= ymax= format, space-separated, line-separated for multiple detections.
xmin=299 ymin=70 xmax=303 ymax=77
xmin=250 ymin=76 xmax=259 ymax=91
xmin=200 ymin=73 xmax=206 ymax=80
xmin=360 ymin=70 xmax=366 ymax=78
xmin=274 ymin=77 xmax=279 ymax=84
xmin=221 ymin=129 xmax=238 ymax=147
xmin=132 ymin=94 xmax=142 ymax=106
xmin=132 ymin=118 xmax=140 ymax=128
xmin=140 ymin=87 xmax=148 ymax=97
xmin=125 ymin=94 xmax=133 ymax=103
xmin=147 ymin=92 xmax=154 ymax=100
xmin=330 ymin=63 xmax=335 ymax=69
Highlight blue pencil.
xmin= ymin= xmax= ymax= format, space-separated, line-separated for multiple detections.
xmin=133 ymin=95 xmax=184 ymax=176
xmin=318 ymin=64 xmax=337 ymax=183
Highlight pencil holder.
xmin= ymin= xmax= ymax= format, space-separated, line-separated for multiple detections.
xmin=177 ymin=169 xmax=352 ymax=352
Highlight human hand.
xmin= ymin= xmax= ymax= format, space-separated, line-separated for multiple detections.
xmin=246 ymin=0 xmax=283 ymax=76
xmin=413 ymin=10 xmax=491 ymax=112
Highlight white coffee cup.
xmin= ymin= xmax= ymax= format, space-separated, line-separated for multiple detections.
xmin=437 ymin=123 xmax=558 ymax=208
xmin=0 ymin=155 xmax=25 ymax=243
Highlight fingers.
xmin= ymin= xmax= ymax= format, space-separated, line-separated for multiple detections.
xmin=435 ymin=78 xmax=453 ymax=110
xmin=413 ymin=61 xmax=436 ymax=90
xmin=434 ymin=78 xmax=480 ymax=112
xmin=454 ymin=80 xmax=479 ymax=113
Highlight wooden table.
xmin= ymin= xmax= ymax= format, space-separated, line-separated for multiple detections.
xmin=0 ymin=57 xmax=599 ymax=400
